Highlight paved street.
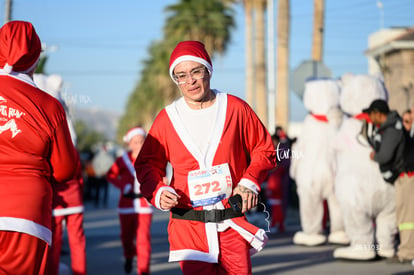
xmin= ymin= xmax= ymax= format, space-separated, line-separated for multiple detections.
xmin=59 ymin=185 xmax=414 ymax=274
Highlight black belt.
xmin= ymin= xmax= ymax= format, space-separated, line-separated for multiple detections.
xmin=171 ymin=207 xmax=243 ymax=223
xmin=122 ymin=193 xmax=143 ymax=199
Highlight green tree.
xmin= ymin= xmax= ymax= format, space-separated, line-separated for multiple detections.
xmin=118 ymin=41 xmax=174 ymax=136
xmin=118 ymin=0 xmax=236 ymax=139
xmin=164 ymin=0 xmax=235 ymax=54
xmin=34 ymin=55 xmax=48 ymax=74
xmin=74 ymin=120 xmax=106 ymax=152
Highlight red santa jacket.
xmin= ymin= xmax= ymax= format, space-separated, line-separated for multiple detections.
xmin=0 ymin=73 xmax=78 ymax=245
xmin=107 ymin=151 xmax=152 ymax=214
xmin=135 ymin=91 xmax=276 ymax=262
xmin=52 ymin=151 xmax=84 ymax=217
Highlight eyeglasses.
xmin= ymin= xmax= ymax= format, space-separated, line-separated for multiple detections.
xmin=173 ymin=66 xmax=206 ymax=84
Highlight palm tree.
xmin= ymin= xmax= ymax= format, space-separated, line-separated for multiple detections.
xmin=118 ymin=0 xmax=236 ymax=140
xmin=164 ymin=0 xmax=235 ymax=56
xmin=244 ymin=0 xmax=255 ymax=108
xmin=312 ymin=0 xmax=324 ymax=61
xmin=118 ymin=40 xmax=175 ymax=133
xmin=254 ymin=0 xmax=268 ymax=126
xmin=275 ymin=0 xmax=290 ymax=130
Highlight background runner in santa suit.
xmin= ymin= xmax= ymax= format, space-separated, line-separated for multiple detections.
xmin=135 ymin=41 xmax=276 ymax=275
xmin=107 ymin=127 xmax=152 ymax=275
xmin=47 ymin=153 xmax=87 ymax=275
xmin=34 ymin=73 xmax=87 ymax=275
xmin=0 ymin=21 xmax=78 ymax=275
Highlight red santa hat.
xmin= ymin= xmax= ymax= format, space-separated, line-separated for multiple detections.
xmin=123 ymin=127 xmax=146 ymax=143
xmin=169 ymin=41 xmax=213 ymax=83
xmin=0 ymin=21 xmax=41 ymax=74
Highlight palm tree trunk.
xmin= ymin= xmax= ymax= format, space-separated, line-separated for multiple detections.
xmin=312 ymin=0 xmax=324 ymax=61
xmin=254 ymin=0 xmax=268 ymax=127
xmin=275 ymin=0 xmax=290 ymax=130
xmin=244 ymin=0 xmax=255 ymax=108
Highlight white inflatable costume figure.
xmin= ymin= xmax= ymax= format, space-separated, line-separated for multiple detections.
xmin=333 ymin=74 xmax=397 ymax=260
xmin=290 ymin=79 xmax=349 ymax=246
xmin=34 ymin=73 xmax=77 ymax=145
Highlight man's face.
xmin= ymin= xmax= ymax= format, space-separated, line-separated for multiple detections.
xmin=403 ymin=112 xmax=412 ymax=131
xmin=173 ymin=61 xmax=210 ymax=103
xmin=369 ymin=111 xmax=384 ymax=126
xmin=411 ymin=105 xmax=414 ymax=120
xmin=128 ymin=135 xmax=145 ymax=156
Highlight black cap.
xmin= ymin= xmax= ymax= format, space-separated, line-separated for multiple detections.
xmin=362 ymin=99 xmax=390 ymax=114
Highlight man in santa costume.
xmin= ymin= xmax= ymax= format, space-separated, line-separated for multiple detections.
xmin=266 ymin=128 xmax=290 ymax=234
xmin=0 ymin=21 xmax=78 ymax=274
xmin=135 ymin=41 xmax=276 ymax=274
xmin=107 ymin=127 xmax=152 ymax=275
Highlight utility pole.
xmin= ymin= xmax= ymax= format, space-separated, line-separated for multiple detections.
xmin=4 ymin=0 xmax=12 ymax=24
xmin=275 ymin=0 xmax=290 ymax=130
xmin=312 ymin=0 xmax=324 ymax=61
xmin=254 ymin=0 xmax=268 ymax=127
xmin=267 ymin=0 xmax=275 ymax=133
xmin=377 ymin=1 xmax=384 ymax=29
xmin=244 ymin=0 xmax=255 ymax=109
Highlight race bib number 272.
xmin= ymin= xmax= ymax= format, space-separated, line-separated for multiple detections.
xmin=187 ymin=163 xmax=233 ymax=207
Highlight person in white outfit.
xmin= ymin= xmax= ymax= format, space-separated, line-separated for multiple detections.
xmin=333 ymin=74 xmax=397 ymax=260
xmin=290 ymin=78 xmax=349 ymax=246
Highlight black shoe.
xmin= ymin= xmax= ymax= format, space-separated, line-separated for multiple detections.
xmin=124 ymin=258 xmax=133 ymax=274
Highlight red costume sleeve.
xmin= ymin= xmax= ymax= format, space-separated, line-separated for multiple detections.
xmin=49 ymin=111 xmax=79 ymax=183
xmin=236 ymin=97 xmax=277 ymax=190
xmin=135 ymin=111 xmax=169 ymax=205
xmin=106 ymin=156 xmax=130 ymax=190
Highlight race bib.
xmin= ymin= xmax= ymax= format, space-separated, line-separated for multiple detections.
xmin=188 ymin=163 xmax=233 ymax=207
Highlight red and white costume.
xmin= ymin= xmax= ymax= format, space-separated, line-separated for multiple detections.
xmin=135 ymin=91 xmax=276 ymax=263
xmin=0 ymin=21 xmax=78 ymax=274
xmin=48 ymin=153 xmax=87 ymax=275
xmin=107 ymin=151 xmax=153 ymax=214
xmin=266 ymin=166 xmax=285 ymax=232
xmin=107 ymin=145 xmax=152 ymax=274
xmin=34 ymin=73 xmax=87 ymax=275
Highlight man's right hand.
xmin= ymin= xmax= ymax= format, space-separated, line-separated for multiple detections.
xmin=160 ymin=190 xmax=180 ymax=210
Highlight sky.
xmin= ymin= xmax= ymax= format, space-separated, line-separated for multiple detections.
xmin=1 ymin=0 xmax=413 ymax=123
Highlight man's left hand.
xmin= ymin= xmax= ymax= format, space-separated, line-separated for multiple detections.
xmin=233 ymin=185 xmax=258 ymax=213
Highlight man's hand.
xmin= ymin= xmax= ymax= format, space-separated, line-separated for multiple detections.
xmin=370 ymin=151 xmax=375 ymax=160
xmin=232 ymin=184 xmax=258 ymax=213
xmin=160 ymin=190 xmax=180 ymax=210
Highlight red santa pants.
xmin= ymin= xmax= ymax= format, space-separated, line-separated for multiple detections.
xmin=0 ymin=231 xmax=49 ymax=275
xmin=267 ymin=169 xmax=285 ymax=232
xmin=119 ymin=213 xmax=152 ymax=274
xmin=47 ymin=213 xmax=87 ymax=275
xmin=179 ymin=227 xmax=252 ymax=275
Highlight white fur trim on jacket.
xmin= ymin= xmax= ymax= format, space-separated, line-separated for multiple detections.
xmin=52 ymin=206 xmax=84 ymax=216
xmin=0 ymin=217 xmax=52 ymax=245
xmin=169 ymin=222 xmax=219 ymax=263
